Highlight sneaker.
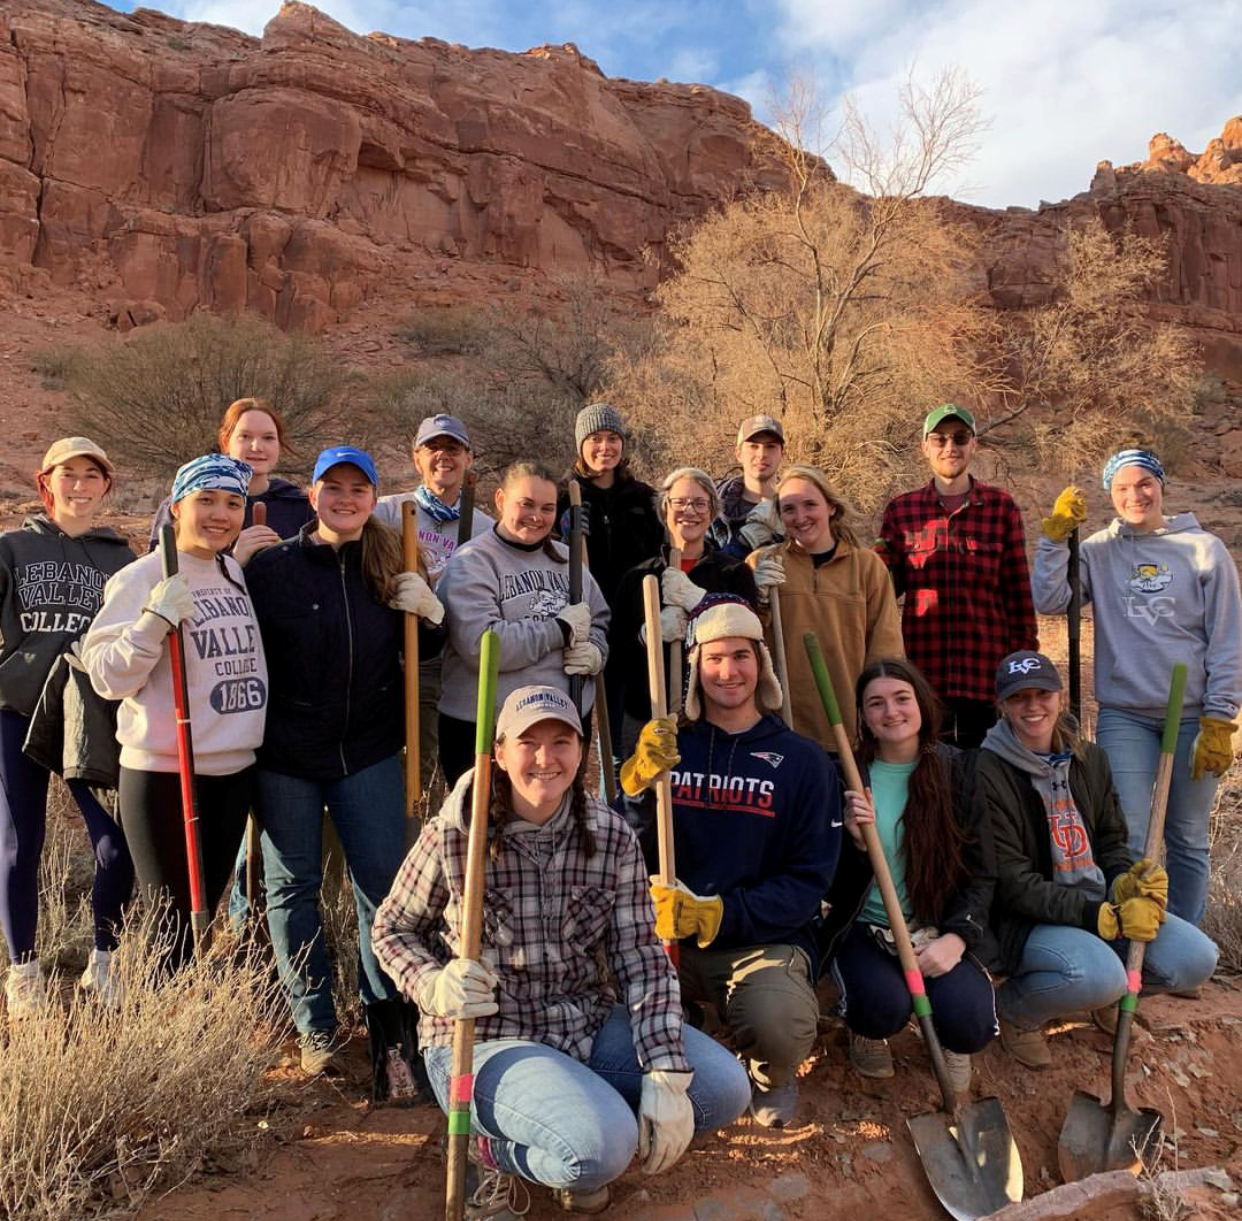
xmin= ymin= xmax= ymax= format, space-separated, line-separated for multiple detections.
xmin=942 ymin=1050 xmax=972 ymax=1095
xmin=466 ymin=1163 xmax=531 ymax=1220
xmin=385 ymin=1045 xmax=422 ymax=1103
xmin=5 ymin=960 xmax=48 ymax=1019
xmin=849 ymin=1034 xmax=895 ymax=1079
xmin=298 ymin=1028 xmax=338 ymax=1075
xmin=1091 ymin=1005 xmax=1119 ymax=1036
xmin=748 ymin=1077 xmax=799 ymax=1128
xmin=552 ymin=1184 xmax=611 ymax=1214
xmin=79 ymin=949 xmax=124 ymax=1008
xmin=999 ymin=1017 xmax=1051 ymax=1070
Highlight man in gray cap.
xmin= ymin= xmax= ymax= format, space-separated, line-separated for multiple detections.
xmin=710 ymin=414 xmax=786 ymax=558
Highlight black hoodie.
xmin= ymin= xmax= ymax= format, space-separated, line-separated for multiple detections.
xmin=0 ymin=515 xmax=134 ymax=715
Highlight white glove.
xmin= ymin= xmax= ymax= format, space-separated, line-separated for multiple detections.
xmin=143 ymin=573 xmax=196 ymax=629
xmin=641 ymin=605 xmax=689 ymax=647
xmin=556 ymin=601 xmax=592 ymax=646
xmin=739 ymin=498 xmax=782 ymax=551
xmin=661 ymin=566 xmax=708 ymax=613
xmin=638 ymin=1069 xmax=695 ymax=1175
xmin=563 ymin=640 xmax=604 ymax=676
xmin=751 ymin=551 xmax=786 ymax=605
xmin=417 ymin=959 xmax=499 ymax=1021
xmin=388 ymin=571 xmax=445 ymax=625
xmin=65 ymin=638 xmax=88 ymax=672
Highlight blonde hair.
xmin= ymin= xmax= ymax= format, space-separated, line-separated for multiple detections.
xmin=775 ymin=465 xmax=859 ymax=548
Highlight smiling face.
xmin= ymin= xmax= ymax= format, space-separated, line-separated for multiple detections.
xmin=415 ymin=436 xmax=472 ymax=501
xmin=664 ymin=475 xmax=712 ymax=550
xmin=494 ymin=718 xmax=583 ymax=820
xmin=581 ymin=430 xmax=624 ymax=476
xmin=1001 ymin=687 xmax=1063 ymax=754
xmin=737 ymin=433 xmax=783 ymax=487
xmin=46 ymin=457 xmax=109 ymax=526
xmin=310 ymin=463 xmax=377 ymax=542
xmin=495 ymin=475 xmax=558 ymax=545
xmin=225 ymin=409 xmax=280 ymax=477
xmin=697 ymin=635 xmax=760 ymax=716
xmin=778 ymin=476 xmax=835 ymax=554
xmin=1109 ymin=466 xmax=1165 ymax=531
xmin=920 ymin=420 xmax=977 ymax=484
xmin=861 ymin=676 xmax=922 ymax=754
xmin=171 ymin=488 xmax=246 ymax=558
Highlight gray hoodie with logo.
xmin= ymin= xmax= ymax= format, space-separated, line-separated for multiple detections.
xmin=1033 ymin=513 xmax=1242 ymax=721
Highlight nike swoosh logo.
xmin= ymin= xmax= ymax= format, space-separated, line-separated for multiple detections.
xmin=831 ymin=820 xmax=843 ymax=828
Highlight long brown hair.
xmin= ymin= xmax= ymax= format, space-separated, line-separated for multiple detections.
xmin=217 ymin=397 xmax=296 ymax=458
xmin=855 ymin=658 xmax=967 ymax=925
xmin=488 ymin=743 xmax=597 ymax=860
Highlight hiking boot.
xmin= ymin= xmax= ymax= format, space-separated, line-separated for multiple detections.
xmin=466 ymin=1163 xmax=531 ymax=1220
xmin=298 ymin=1028 xmax=338 ymax=1075
xmin=5 ymin=959 xmax=48 ymax=1020
xmin=1091 ymin=1005 xmax=1119 ymax=1036
xmin=79 ymin=948 xmax=124 ymax=1008
xmin=1171 ymin=985 xmax=1202 ymax=1000
xmin=942 ymin=1050 xmax=972 ymax=1095
xmin=748 ymin=1077 xmax=799 ymax=1128
xmin=999 ymin=1017 xmax=1050 ymax=1069
xmin=849 ymin=1034 xmax=895 ymax=1079
xmin=552 ymin=1184 xmax=611 ymax=1213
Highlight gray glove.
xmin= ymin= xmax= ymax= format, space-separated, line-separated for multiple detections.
xmin=661 ymin=566 xmax=708 ymax=613
xmin=738 ymin=498 xmax=782 ymax=551
xmin=751 ymin=551 xmax=786 ymax=605
xmin=556 ymin=601 xmax=592 ymax=646
xmin=418 ymin=959 xmax=499 ymax=1021
xmin=564 ymin=640 xmax=604 ymax=676
xmin=388 ymin=571 xmax=445 ymax=625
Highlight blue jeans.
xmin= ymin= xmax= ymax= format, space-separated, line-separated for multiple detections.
xmin=423 ymin=1005 xmax=750 ymax=1193
xmin=997 ymin=915 xmax=1218 ymax=1030
xmin=256 ymin=755 xmax=406 ymax=1034
xmin=1096 ymin=708 xmax=1219 ymax=925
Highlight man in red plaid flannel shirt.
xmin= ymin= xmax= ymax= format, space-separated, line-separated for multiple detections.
xmin=876 ymin=405 xmax=1038 ymax=746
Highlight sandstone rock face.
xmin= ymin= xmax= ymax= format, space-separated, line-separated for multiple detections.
xmin=0 ymin=0 xmax=787 ymax=328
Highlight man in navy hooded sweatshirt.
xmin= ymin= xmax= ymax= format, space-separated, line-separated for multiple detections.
xmin=622 ymin=596 xmax=841 ymax=1129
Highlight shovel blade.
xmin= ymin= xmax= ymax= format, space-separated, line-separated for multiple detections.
xmin=908 ymin=1097 xmax=1023 ymax=1221
xmin=1058 ymin=1090 xmax=1163 ymax=1183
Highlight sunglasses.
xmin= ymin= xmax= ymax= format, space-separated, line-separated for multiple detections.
xmin=926 ymin=431 xmax=974 ymax=448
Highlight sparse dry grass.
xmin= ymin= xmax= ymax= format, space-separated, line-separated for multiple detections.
xmin=1204 ymin=766 xmax=1242 ymax=975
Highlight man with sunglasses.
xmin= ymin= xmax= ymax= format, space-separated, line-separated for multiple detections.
xmin=876 ymin=405 xmax=1038 ymax=747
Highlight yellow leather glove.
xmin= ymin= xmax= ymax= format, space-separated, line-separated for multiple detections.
xmin=1190 ymin=716 xmax=1236 ymax=781
xmin=1117 ymin=896 xmax=1166 ymax=942
xmin=621 ymin=717 xmax=680 ymax=797
xmin=1110 ymin=858 xmax=1169 ymax=910
xmin=1041 ymin=486 xmax=1087 ymax=543
xmin=650 ymin=880 xmax=723 ymax=947
xmin=1097 ymin=903 xmax=1120 ymax=940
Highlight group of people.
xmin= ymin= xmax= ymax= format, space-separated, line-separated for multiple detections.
xmin=1 ymin=394 xmax=1237 ymax=1220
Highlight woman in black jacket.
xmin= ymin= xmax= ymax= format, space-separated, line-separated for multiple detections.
xmin=245 ymin=446 xmax=444 ymax=1085
xmin=821 ymin=658 xmax=997 ymax=1095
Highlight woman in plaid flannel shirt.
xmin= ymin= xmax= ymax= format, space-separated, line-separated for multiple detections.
xmin=373 ymin=685 xmax=749 ymax=1219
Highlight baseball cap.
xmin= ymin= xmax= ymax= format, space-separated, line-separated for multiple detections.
xmin=496 ymin=685 xmax=583 ymax=740
xmin=736 ymin=414 xmax=785 ymax=444
xmin=995 ymin=651 xmax=1063 ymax=701
xmin=312 ymin=445 xmax=379 ymax=487
xmin=922 ymin=404 xmax=976 ymax=437
xmin=415 ymin=413 xmax=472 ymax=450
xmin=40 ymin=436 xmax=114 ymax=476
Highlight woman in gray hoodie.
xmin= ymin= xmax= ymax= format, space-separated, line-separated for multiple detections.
xmin=1035 ymin=449 xmax=1242 ymax=926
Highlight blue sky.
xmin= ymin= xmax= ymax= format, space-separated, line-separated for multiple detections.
xmin=103 ymin=0 xmax=1241 ymax=208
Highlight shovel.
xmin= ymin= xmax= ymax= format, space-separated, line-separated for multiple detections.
xmin=804 ymin=632 xmax=1023 ymax=1220
xmin=1058 ymin=662 xmax=1187 ymax=1183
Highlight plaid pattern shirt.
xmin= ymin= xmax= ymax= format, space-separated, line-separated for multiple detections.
xmin=372 ymin=775 xmax=689 ymax=1072
xmin=876 ymin=478 xmax=1038 ymax=702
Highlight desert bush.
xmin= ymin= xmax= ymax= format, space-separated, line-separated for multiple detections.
xmin=397 ymin=305 xmax=490 ymax=357
xmin=30 ymin=345 xmax=85 ymax=391
xmin=67 ymin=312 xmax=356 ymax=480
xmin=1204 ymin=768 xmax=1242 ymax=974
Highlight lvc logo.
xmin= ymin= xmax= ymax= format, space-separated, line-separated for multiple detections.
xmin=1007 ymin=657 xmax=1042 ymax=675
xmin=1127 ymin=562 xmax=1172 ymax=594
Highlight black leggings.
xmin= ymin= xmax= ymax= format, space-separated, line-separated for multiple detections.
xmin=118 ymin=766 xmax=253 ymax=969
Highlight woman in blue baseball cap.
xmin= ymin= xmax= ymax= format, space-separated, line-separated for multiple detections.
xmin=244 ymin=446 xmax=445 ymax=1095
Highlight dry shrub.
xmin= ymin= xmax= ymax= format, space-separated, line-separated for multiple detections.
xmin=397 ymin=305 xmax=490 ymax=357
xmin=1204 ymin=767 xmax=1242 ymax=974
xmin=0 ymin=908 xmax=284 ymax=1221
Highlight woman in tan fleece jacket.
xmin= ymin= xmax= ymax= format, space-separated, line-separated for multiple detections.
xmin=745 ymin=465 xmax=903 ymax=745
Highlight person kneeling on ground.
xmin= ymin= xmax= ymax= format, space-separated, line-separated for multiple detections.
xmin=622 ymin=597 xmax=841 ymax=1129
xmin=373 ymin=685 xmax=749 ymax=1219
xmin=979 ymin=651 xmax=1218 ymax=1070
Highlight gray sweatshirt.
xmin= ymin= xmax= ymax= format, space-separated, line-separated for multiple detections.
xmin=436 ymin=526 xmax=609 ymax=722
xmin=1033 ymin=513 xmax=1242 ymax=720
xmin=372 ymin=492 xmax=493 ymax=582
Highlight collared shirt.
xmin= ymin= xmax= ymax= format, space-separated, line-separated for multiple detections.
xmin=877 ymin=477 xmax=1038 ymax=702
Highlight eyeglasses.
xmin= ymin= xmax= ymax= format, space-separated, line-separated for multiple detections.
xmin=668 ymin=497 xmax=711 ymax=513
xmin=926 ymin=431 xmax=974 ymax=448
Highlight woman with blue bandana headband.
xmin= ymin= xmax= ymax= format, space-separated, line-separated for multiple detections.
xmin=1033 ymin=448 xmax=1242 ymax=932
xmin=82 ymin=454 xmax=268 ymax=972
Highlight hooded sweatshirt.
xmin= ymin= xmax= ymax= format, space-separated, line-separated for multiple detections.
xmin=654 ymin=712 xmax=841 ymax=973
xmin=0 ymin=515 xmax=134 ymax=716
xmin=1033 ymin=514 xmax=1242 ymax=721
xmin=82 ymin=551 xmax=267 ymax=775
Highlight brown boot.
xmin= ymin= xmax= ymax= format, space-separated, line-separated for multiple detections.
xmin=1091 ymin=1006 xmax=1119 ymax=1036
xmin=999 ymin=1017 xmax=1051 ymax=1069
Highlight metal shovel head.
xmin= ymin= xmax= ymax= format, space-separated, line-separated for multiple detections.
xmin=907 ymin=1096 xmax=1023 ymax=1221
xmin=1057 ymin=1089 xmax=1163 ymax=1183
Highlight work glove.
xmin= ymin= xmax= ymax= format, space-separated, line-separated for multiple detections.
xmin=558 ymin=500 xmax=591 ymax=540
xmin=640 ymin=605 xmax=689 ymax=646
xmin=563 ymin=640 xmax=604 ymax=676
xmin=661 ymin=566 xmax=708 ymax=613
xmin=751 ymin=550 xmax=786 ymax=605
xmin=620 ymin=717 xmax=680 ymax=796
xmin=64 ymin=637 xmax=88 ymax=673
xmin=650 ymin=879 xmax=723 ymax=947
xmin=555 ymin=601 xmax=592 ymax=646
xmin=1097 ymin=896 xmax=1166 ymax=943
xmin=738 ymin=498 xmax=782 ymax=551
xmin=387 ymin=571 xmax=445 ymax=625
xmin=143 ymin=573 xmax=196 ymax=630
xmin=1110 ymin=857 xmax=1169 ymax=910
xmin=417 ymin=959 xmax=499 ymax=1021
xmin=1041 ymin=486 xmax=1087 ymax=543
xmin=1190 ymin=715 xmax=1236 ymax=781
xmin=637 ymin=1069 xmax=695 ymax=1175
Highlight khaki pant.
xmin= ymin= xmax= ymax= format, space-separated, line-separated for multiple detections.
xmin=677 ymin=942 xmax=818 ymax=1088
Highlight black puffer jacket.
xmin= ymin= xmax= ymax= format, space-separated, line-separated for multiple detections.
xmin=818 ymin=745 xmax=998 ymax=971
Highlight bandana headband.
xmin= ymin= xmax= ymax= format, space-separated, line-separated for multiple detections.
xmin=170 ymin=454 xmax=253 ymax=504
xmin=1102 ymin=448 xmax=1164 ymax=491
